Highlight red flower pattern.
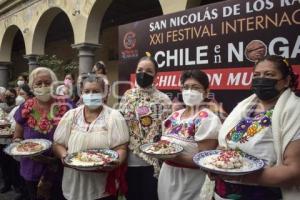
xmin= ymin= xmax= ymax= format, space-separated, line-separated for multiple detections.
xmin=38 ymin=118 xmax=52 ymax=132
xmin=21 ymin=98 xmax=69 ymax=134
xmin=21 ymin=108 xmax=31 ymax=118
xmin=198 ymin=111 xmax=208 ymax=118
xmin=27 ymin=115 xmax=37 ymax=128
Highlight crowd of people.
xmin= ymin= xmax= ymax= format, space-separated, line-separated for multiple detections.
xmin=0 ymin=55 xmax=299 ymax=200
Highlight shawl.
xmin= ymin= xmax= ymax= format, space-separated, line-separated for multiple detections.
xmin=218 ymin=89 xmax=300 ymax=200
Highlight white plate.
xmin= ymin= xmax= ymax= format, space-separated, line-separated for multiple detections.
xmin=4 ymin=138 xmax=52 ymax=157
xmin=0 ymin=129 xmax=13 ymax=138
xmin=140 ymin=142 xmax=183 ymax=159
xmin=64 ymin=149 xmax=118 ymax=171
xmin=193 ymin=150 xmax=265 ymax=176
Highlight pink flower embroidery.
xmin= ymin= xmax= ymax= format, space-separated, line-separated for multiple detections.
xmin=21 ymin=108 xmax=31 ymax=118
xmin=27 ymin=116 xmax=37 ymax=128
xmin=38 ymin=118 xmax=52 ymax=132
xmin=173 ymin=112 xmax=179 ymax=118
xmin=199 ymin=111 xmax=208 ymax=118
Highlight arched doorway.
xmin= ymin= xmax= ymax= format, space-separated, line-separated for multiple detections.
xmin=10 ymin=30 xmax=27 ymax=86
xmin=0 ymin=25 xmax=26 ymax=87
xmin=93 ymin=0 xmax=163 ymax=106
xmin=31 ymin=7 xmax=75 ymax=78
xmin=43 ymin=11 xmax=76 ymax=80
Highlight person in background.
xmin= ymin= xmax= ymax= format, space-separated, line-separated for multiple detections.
xmin=2 ymin=84 xmax=34 ymax=200
xmin=0 ymin=88 xmax=17 ymax=113
xmin=56 ymin=73 xmax=79 ymax=104
xmin=212 ymin=55 xmax=300 ymax=200
xmin=0 ymin=88 xmax=17 ymax=195
xmin=16 ymin=75 xmax=28 ymax=87
xmin=0 ymin=87 xmax=6 ymax=103
xmin=13 ymin=67 xmax=72 ymax=200
xmin=9 ymin=84 xmax=34 ymax=129
xmin=92 ymin=61 xmax=108 ymax=82
xmin=53 ymin=74 xmax=129 ymax=200
xmin=119 ymin=56 xmax=172 ymax=200
xmin=92 ymin=61 xmax=110 ymax=104
xmin=157 ymin=70 xmax=221 ymax=200
xmin=15 ymin=75 xmax=29 ymax=96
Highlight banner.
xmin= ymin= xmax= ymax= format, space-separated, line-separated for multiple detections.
xmin=119 ymin=0 xmax=300 ymax=111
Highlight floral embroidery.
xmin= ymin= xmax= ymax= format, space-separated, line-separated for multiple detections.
xmin=164 ymin=110 xmax=208 ymax=140
xmin=21 ymin=98 xmax=69 ymax=134
xmin=227 ymin=110 xmax=273 ymax=143
xmin=199 ymin=111 xmax=208 ymax=118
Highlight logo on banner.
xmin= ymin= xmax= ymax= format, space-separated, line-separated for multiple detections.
xmin=121 ymin=31 xmax=138 ymax=59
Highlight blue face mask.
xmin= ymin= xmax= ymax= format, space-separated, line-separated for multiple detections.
xmin=82 ymin=93 xmax=103 ymax=109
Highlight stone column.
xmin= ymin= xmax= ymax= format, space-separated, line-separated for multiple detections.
xmin=0 ymin=62 xmax=10 ymax=87
xmin=24 ymin=54 xmax=39 ymax=72
xmin=72 ymin=43 xmax=101 ymax=75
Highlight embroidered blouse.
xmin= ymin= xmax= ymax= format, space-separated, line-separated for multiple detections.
xmin=162 ymin=108 xmax=221 ymax=155
xmin=224 ymin=109 xmax=277 ymax=166
xmin=14 ymin=98 xmax=73 ymax=181
xmin=119 ymin=86 xmax=172 ymax=175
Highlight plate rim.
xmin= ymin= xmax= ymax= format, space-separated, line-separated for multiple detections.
xmin=193 ymin=150 xmax=265 ymax=176
xmin=4 ymin=138 xmax=52 ymax=157
xmin=139 ymin=142 xmax=184 ymax=157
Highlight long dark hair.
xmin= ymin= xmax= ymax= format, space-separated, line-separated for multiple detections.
xmin=19 ymin=84 xmax=34 ymax=98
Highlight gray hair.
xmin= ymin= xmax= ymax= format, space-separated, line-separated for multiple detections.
xmin=79 ymin=73 xmax=108 ymax=95
xmin=0 ymin=87 xmax=6 ymax=95
xmin=28 ymin=67 xmax=58 ymax=88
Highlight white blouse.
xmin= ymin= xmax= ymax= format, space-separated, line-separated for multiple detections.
xmin=54 ymin=105 xmax=129 ymax=200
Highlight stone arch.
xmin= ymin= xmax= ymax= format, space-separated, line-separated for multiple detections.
xmin=0 ymin=25 xmax=25 ymax=62
xmin=31 ymin=7 xmax=75 ymax=55
xmin=84 ymin=0 xmax=113 ymax=44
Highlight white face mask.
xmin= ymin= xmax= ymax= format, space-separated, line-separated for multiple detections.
xmin=182 ymin=89 xmax=204 ymax=106
xmin=33 ymin=86 xmax=52 ymax=102
xmin=82 ymin=93 xmax=103 ymax=110
xmin=15 ymin=95 xmax=25 ymax=105
xmin=17 ymin=80 xmax=25 ymax=87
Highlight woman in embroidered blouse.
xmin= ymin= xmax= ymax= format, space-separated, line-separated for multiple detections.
xmin=119 ymin=56 xmax=172 ymax=200
xmin=53 ymin=74 xmax=129 ymax=200
xmin=157 ymin=69 xmax=221 ymax=200
xmin=13 ymin=67 xmax=72 ymax=200
xmin=213 ymin=55 xmax=300 ymax=200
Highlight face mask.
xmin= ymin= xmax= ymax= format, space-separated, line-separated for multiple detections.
xmin=64 ymin=79 xmax=72 ymax=86
xmin=136 ymin=72 xmax=154 ymax=88
xmin=182 ymin=89 xmax=204 ymax=106
xmin=15 ymin=95 xmax=25 ymax=105
xmin=33 ymin=87 xmax=52 ymax=102
xmin=82 ymin=93 xmax=103 ymax=110
xmin=251 ymin=77 xmax=281 ymax=101
xmin=17 ymin=80 xmax=25 ymax=87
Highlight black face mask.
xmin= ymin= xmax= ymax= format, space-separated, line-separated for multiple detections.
xmin=251 ymin=77 xmax=281 ymax=101
xmin=136 ymin=72 xmax=154 ymax=88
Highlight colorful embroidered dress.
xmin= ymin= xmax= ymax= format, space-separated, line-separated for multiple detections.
xmin=215 ymin=108 xmax=282 ymax=200
xmin=158 ymin=108 xmax=221 ymax=200
xmin=14 ymin=98 xmax=72 ymax=181
xmin=119 ymin=86 xmax=172 ymax=175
